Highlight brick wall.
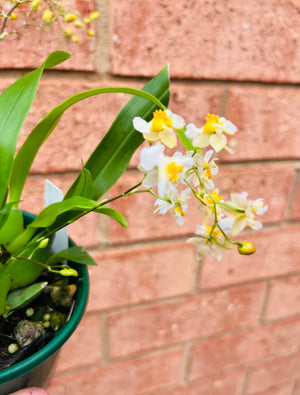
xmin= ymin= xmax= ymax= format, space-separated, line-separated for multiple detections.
xmin=2 ymin=0 xmax=300 ymax=394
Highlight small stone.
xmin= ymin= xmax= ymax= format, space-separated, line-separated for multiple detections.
xmin=8 ymin=343 xmax=19 ymax=354
xmin=14 ymin=320 xmax=45 ymax=347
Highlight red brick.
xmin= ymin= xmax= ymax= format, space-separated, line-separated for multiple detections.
xmin=108 ymin=165 xmax=293 ymax=244
xmin=294 ymin=381 xmax=300 ymax=395
xmin=54 ymin=314 xmax=101 ymax=373
xmin=200 ymin=226 xmax=300 ymax=289
xmin=47 ymin=348 xmax=184 ymax=394
xmin=0 ymin=1 xmax=96 ymax=71
xmin=87 ymin=242 xmax=196 ymax=311
xmin=189 ymin=317 xmax=300 ymax=380
xmin=250 ymin=382 xmax=294 ymax=395
xmin=291 ymin=174 xmax=300 ymax=220
xmin=19 ymin=175 xmax=101 ymax=248
xmin=264 ymin=275 xmax=300 ymax=321
xmin=246 ymin=351 xmax=300 ymax=394
xmin=110 ymin=0 xmax=300 ymax=82
xmin=214 ymin=165 xmax=294 ymax=224
xmin=108 ymin=283 xmax=265 ymax=358
xmin=223 ymin=87 xmax=300 ymax=161
xmin=158 ymin=368 xmax=245 ymax=395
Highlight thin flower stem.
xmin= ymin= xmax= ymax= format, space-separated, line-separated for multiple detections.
xmin=0 ymin=3 xmax=19 ymax=35
xmin=15 ymin=181 xmax=146 ymax=254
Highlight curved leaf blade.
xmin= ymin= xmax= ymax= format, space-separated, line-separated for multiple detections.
xmin=9 ymin=86 xmax=167 ymax=204
xmin=95 ymin=206 xmax=128 ymax=227
xmin=48 ymin=246 xmax=96 ymax=266
xmin=0 ymin=51 xmax=70 ymax=206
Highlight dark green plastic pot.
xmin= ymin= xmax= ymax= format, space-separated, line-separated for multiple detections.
xmin=0 ymin=212 xmax=89 ymax=394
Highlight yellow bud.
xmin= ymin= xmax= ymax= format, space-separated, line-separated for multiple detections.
xmin=31 ymin=0 xmax=40 ymax=10
xmin=43 ymin=9 xmax=54 ymax=22
xmin=64 ymin=13 xmax=77 ymax=23
xmin=9 ymin=13 xmax=18 ymax=20
xmin=90 ymin=11 xmax=99 ymax=20
xmin=64 ymin=26 xmax=73 ymax=37
xmin=60 ymin=268 xmax=78 ymax=277
xmin=238 ymin=241 xmax=256 ymax=255
xmin=87 ymin=29 xmax=95 ymax=37
xmin=38 ymin=238 xmax=49 ymax=249
xmin=73 ymin=20 xmax=83 ymax=28
xmin=71 ymin=35 xmax=81 ymax=43
xmin=83 ymin=17 xmax=91 ymax=24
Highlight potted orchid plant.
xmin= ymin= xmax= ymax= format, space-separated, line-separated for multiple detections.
xmin=0 ymin=1 xmax=267 ymax=392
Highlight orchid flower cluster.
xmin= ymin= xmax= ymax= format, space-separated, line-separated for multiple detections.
xmin=133 ymin=110 xmax=268 ymax=261
xmin=0 ymin=0 xmax=99 ymax=41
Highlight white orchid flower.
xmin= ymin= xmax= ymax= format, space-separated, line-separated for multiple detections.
xmin=185 ymin=113 xmax=237 ymax=153
xmin=187 ymin=220 xmax=233 ymax=261
xmin=138 ymin=144 xmax=193 ymax=197
xmin=220 ymin=192 xmax=268 ymax=236
xmin=154 ymin=188 xmax=190 ymax=225
xmin=188 ymin=149 xmax=219 ymax=190
xmin=133 ymin=109 xmax=185 ymax=148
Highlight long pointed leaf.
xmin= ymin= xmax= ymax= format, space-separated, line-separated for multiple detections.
xmin=47 ymin=246 xmax=96 ymax=266
xmin=0 ymin=265 xmax=11 ymax=315
xmin=9 ymin=86 xmax=167 ymax=204
xmin=0 ymin=51 xmax=70 ymax=206
xmin=67 ymin=65 xmax=170 ymax=200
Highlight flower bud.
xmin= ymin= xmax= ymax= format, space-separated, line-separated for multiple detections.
xmin=60 ymin=268 xmax=78 ymax=277
xmin=31 ymin=0 xmax=40 ymax=10
xmin=64 ymin=27 xmax=73 ymax=37
xmin=238 ymin=241 xmax=256 ymax=255
xmin=73 ymin=20 xmax=83 ymax=28
xmin=64 ymin=13 xmax=77 ymax=23
xmin=71 ymin=35 xmax=81 ymax=43
xmin=9 ymin=13 xmax=18 ymax=20
xmin=87 ymin=29 xmax=95 ymax=37
xmin=43 ymin=9 xmax=54 ymax=22
xmin=90 ymin=11 xmax=99 ymax=20
xmin=38 ymin=238 xmax=49 ymax=249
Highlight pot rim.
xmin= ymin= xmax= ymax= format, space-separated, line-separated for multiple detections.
xmin=0 ymin=212 xmax=89 ymax=383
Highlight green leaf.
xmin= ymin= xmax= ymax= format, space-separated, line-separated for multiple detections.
xmin=9 ymin=85 xmax=167 ymax=204
xmin=5 ymin=236 xmax=53 ymax=289
xmin=95 ymin=206 xmax=128 ymax=227
xmin=0 ymin=265 xmax=11 ymax=315
xmin=28 ymin=196 xmax=100 ymax=228
xmin=47 ymin=246 xmax=96 ymax=266
xmin=5 ymin=281 xmax=48 ymax=315
xmin=64 ymin=167 xmax=94 ymax=200
xmin=0 ymin=51 xmax=70 ymax=206
xmin=0 ymin=207 xmax=24 ymax=245
xmin=67 ymin=65 xmax=170 ymax=201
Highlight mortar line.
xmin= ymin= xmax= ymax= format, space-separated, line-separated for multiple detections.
xmin=181 ymin=342 xmax=192 ymax=385
xmin=286 ymin=168 xmax=299 ymax=220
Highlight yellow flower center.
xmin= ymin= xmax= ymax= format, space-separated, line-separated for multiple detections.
xmin=205 ymin=226 xmax=221 ymax=238
xmin=204 ymin=162 xmax=213 ymax=179
xmin=203 ymin=113 xmax=219 ymax=134
xmin=150 ymin=110 xmax=173 ymax=132
xmin=211 ymin=190 xmax=223 ymax=202
xmin=166 ymin=161 xmax=184 ymax=182
xmin=175 ymin=206 xmax=185 ymax=216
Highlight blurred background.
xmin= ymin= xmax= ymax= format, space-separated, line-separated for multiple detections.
xmin=1 ymin=0 xmax=300 ymax=394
